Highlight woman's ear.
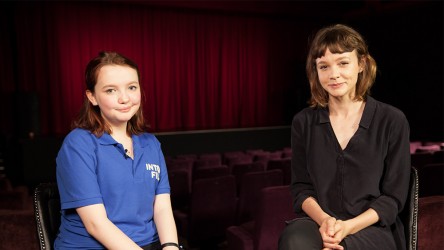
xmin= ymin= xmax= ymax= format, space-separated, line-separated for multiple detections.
xmin=359 ymin=56 xmax=366 ymax=73
xmin=86 ymin=90 xmax=98 ymax=106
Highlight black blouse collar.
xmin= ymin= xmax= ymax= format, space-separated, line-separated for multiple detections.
xmin=318 ymin=96 xmax=376 ymax=130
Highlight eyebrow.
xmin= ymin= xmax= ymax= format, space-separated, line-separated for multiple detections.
xmin=316 ymin=55 xmax=351 ymax=64
xmin=100 ymin=81 xmax=139 ymax=88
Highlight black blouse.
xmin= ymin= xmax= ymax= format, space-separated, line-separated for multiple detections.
xmin=290 ymin=96 xmax=411 ymax=228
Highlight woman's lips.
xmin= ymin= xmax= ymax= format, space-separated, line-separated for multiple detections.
xmin=117 ymin=107 xmax=131 ymax=112
xmin=329 ymin=82 xmax=343 ymax=88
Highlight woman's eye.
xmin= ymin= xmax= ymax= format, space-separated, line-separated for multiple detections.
xmin=129 ymin=85 xmax=138 ymax=91
xmin=339 ymin=62 xmax=349 ymax=66
xmin=318 ymin=65 xmax=327 ymax=70
xmin=105 ymin=89 xmax=115 ymax=94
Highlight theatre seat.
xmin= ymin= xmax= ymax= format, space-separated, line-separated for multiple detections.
xmin=231 ymin=162 xmax=265 ymax=193
xmin=266 ymin=158 xmax=291 ymax=185
xmin=226 ymin=185 xmax=294 ymax=250
xmin=236 ymin=170 xmax=283 ymax=224
xmin=193 ymin=165 xmax=230 ymax=181
xmin=168 ymin=170 xmax=191 ymax=210
xmin=174 ymin=175 xmax=237 ymax=248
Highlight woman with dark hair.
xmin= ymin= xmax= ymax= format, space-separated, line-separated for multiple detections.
xmin=278 ymin=24 xmax=411 ymax=250
xmin=55 ymin=51 xmax=181 ymax=250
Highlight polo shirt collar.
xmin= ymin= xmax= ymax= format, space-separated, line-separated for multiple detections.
xmin=97 ymin=132 xmax=118 ymax=145
xmin=133 ymin=134 xmax=152 ymax=149
xmin=96 ymin=132 xmax=150 ymax=149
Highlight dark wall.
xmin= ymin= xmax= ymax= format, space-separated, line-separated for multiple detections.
xmin=156 ymin=126 xmax=290 ymax=157
xmin=345 ymin=2 xmax=443 ymax=142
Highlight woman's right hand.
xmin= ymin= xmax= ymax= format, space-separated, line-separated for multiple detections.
xmin=319 ymin=217 xmax=344 ymax=250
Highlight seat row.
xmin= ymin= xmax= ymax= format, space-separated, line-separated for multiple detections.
xmin=167 ymin=156 xmax=291 ymax=210
xmin=166 ymin=148 xmax=291 ymax=168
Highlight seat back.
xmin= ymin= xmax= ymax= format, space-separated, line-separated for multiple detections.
xmin=167 ymin=158 xmax=193 ymax=192
xmin=417 ymin=163 xmax=444 ymax=197
xmin=168 ymin=170 xmax=191 ymax=210
xmin=231 ymin=162 xmax=265 ymax=192
xmin=236 ymin=169 xmax=283 ymax=224
xmin=194 ymin=157 xmax=223 ymax=170
xmin=188 ymin=175 xmax=237 ymax=246
xmin=33 ymin=183 xmax=61 ymax=250
xmin=254 ymin=185 xmax=294 ymax=250
xmin=398 ymin=167 xmax=419 ymax=250
xmin=225 ymin=154 xmax=254 ymax=169
xmin=266 ymin=158 xmax=291 ymax=185
xmin=193 ymin=165 xmax=230 ymax=181
xmin=411 ymin=152 xmax=435 ymax=169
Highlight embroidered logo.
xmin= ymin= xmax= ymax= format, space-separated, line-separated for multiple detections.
xmin=146 ymin=163 xmax=160 ymax=180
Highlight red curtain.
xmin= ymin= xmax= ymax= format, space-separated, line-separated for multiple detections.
xmin=1 ymin=2 xmax=292 ymax=136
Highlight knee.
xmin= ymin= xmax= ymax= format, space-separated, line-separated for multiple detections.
xmin=278 ymin=219 xmax=322 ymax=250
xmin=278 ymin=225 xmax=298 ymax=250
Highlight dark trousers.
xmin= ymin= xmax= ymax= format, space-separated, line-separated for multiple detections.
xmin=278 ymin=217 xmax=347 ymax=250
xmin=142 ymin=241 xmax=161 ymax=250
xmin=279 ymin=217 xmax=400 ymax=250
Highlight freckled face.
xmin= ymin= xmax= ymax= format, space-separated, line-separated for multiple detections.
xmin=86 ymin=65 xmax=141 ymax=128
xmin=316 ymin=48 xmax=363 ymax=99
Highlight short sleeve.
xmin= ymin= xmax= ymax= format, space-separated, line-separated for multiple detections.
xmin=56 ymin=129 xmax=103 ymax=209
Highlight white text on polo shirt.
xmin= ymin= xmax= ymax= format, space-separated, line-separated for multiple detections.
xmin=146 ymin=163 xmax=160 ymax=181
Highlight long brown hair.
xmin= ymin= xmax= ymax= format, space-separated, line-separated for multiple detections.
xmin=306 ymin=24 xmax=377 ymax=107
xmin=73 ymin=51 xmax=148 ymax=136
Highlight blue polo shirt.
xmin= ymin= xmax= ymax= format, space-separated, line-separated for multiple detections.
xmin=54 ymin=128 xmax=170 ymax=249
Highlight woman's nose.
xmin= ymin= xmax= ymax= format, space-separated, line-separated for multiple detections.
xmin=118 ymin=91 xmax=129 ymax=103
xmin=329 ymin=66 xmax=340 ymax=79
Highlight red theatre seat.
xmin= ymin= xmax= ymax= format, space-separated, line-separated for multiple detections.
xmin=226 ymin=185 xmax=295 ymax=250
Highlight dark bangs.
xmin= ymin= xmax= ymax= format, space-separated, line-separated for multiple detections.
xmin=312 ymin=31 xmax=358 ymax=59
